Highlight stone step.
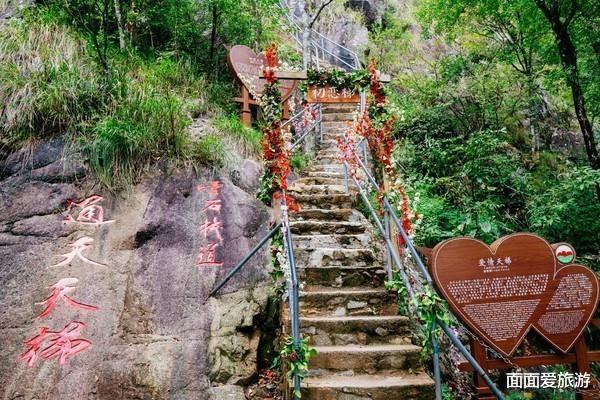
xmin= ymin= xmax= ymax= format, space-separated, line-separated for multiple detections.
xmin=321 ymin=103 xmax=359 ymax=114
xmin=299 ymin=288 xmax=397 ymax=317
xmin=322 ymin=120 xmax=351 ymax=130
xmin=306 ymin=164 xmax=345 ymax=174
xmin=305 ymin=171 xmax=346 ymax=180
xmin=299 ymin=265 xmax=387 ymax=288
xmin=293 ymin=194 xmax=352 ymax=210
xmin=301 ymin=372 xmax=435 ymax=399
xmin=295 ymin=247 xmax=378 ymax=268
xmin=321 ymin=112 xmax=355 ymax=122
xmin=293 ymin=176 xmax=345 ymax=186
xmin=308 ymin=344 xmax=423 ymax=374
xmin=300 ymin=316 xmax=410 ymax=346
xmin=293 ymin=233 xmax=374 ymax=250
xmin=290 ymin=220 xmax=366 ymax=235
xmin=288 ymin=183 xmax=346 ymax=195
xmin=292 ymin=208 xmax=356 ymax=222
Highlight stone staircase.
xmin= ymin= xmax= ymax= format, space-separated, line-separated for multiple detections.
xmin=287 ymin=103 xmax=435 ymax=399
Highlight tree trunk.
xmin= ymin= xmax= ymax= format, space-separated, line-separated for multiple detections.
xmin=209 ymin=3 xmax=218 ymax=73
xmin=538 ymin=7 xmax=599 ymax=170
xmin=114 ymin=0 xmax=125 ymax=49
xmin=302 ymin=11 xmax=311 ymax=69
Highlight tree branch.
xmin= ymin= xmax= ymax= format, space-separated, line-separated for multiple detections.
xmin=308 ymin=0 xmax=334 ymax=29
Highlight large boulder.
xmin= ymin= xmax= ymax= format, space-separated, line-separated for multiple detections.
xmin=0 ymin=139 xmax=272 ymax=399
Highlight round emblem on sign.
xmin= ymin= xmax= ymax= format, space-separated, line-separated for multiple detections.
xmin=555 ymin=244 xmax=575 ymax=264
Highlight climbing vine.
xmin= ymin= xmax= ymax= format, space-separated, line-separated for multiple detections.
xmin=412 ymin=286 xmax=454 ymax=358
xmin=279 ymin=336 xmax=317 ymax=399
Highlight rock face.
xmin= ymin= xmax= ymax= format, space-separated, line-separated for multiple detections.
xmin=0 ymin=140 xmax=272 ymax=399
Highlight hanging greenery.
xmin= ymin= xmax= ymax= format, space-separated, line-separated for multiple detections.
xmin=304 ymin=67 xmax=370 ymax=92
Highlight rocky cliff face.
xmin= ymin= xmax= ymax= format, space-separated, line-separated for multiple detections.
xmin=0 ymin=139 xmax=271 ymax=399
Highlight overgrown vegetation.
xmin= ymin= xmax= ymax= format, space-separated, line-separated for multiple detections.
xmin=0 ymin=0 xmax=278 ymax=187
xmin=364 ymin=0 xmax=600 ymax=268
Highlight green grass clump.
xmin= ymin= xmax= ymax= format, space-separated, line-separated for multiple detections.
xmin=212 ymin=113 xmax=262 ymax=157
xmin=192 ymin=134 xmax=226 ymax=168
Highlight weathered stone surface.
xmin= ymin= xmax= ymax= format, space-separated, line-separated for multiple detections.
xmin=230 ymin=158 xmax=262 ymax=193
xmin=207 ymin=384 xmax=247 ymax=400
xmin=0 ymin=139 xmax=272 ymax=399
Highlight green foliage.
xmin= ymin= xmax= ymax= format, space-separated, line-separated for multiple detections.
xmin=257 ymin=172 xmax=276 ymax=205
xmin=86 ymin=82 xmax=188 ymax=187
xmin=527 ymin=166 xmax=600 ymax=255
xmin=191 ymin=134 xmax=226 ymax=168
xmin=0 ymin=20 xmax=102 ymax=146
xmin=268 ymin=229 xmax=285 ymax=298
xmin=279 ymin=336 xmax=317 ymax=399
xmin=306 ymin=68 xmax=370 ymax=91
xmin=290 ymin=153 xmax=313 ymax=173
xmin=363 ymin=11 xmax=411 ymax=75
xmin=1 ymin=0 xmax=281 ymax=187
xmin=213 ymin=113 xmax=262 ymax=156
xmin=412 ymin=286 xmax=453 ymax=358
xmin=384 ymin=271 xmax=409 ymax=315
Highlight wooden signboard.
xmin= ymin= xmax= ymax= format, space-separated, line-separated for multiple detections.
xmin=307 ymin=84 xmax=360 ymax=103
xmin=431 ymin=233 xmax=599 ymax=357
xmin=227 ymin=45 xmax=296 ymax=126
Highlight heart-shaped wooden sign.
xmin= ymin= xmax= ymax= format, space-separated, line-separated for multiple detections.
xmin=227 ymin=45 xmax=296 ymax=102
xmin=534 ymin=264 xmax=599 ymax=353
xmin=431 ymin=233 xmax=599 ymax=357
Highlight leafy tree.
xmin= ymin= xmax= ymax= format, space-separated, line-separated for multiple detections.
xmin=417 ymin=0 xmax=600 ymax=197
xmin=532 ymin=0 xmax=600 ymax=177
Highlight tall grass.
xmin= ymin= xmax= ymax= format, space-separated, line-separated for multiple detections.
xmin=0 ymin=17 xmax=262 ymax=188
xmin=0 ymin=20 xmax=101 ymax=146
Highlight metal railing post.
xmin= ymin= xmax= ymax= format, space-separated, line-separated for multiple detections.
xmin=383 ymin=209 xmax=393 ymax=280
xmin=431 ymin=319 xmax=443 ymax=400
xmin=282 ymin=201 xmax=301 ymax=397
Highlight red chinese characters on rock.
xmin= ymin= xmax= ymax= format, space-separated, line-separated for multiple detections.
xmin=37 ymin=278 xmax=98 ymax=319
xmin=64 ymin=195 xmax=115 ymax=226
xmin=19 ymin=194 xmax=114 ymax=368
xmin=197 ymin=181 xmax=224 ymax=267
xmin=49 ymin=237 xmax=106 ymax=268
xmin=20 ymin=322 xmax=92 ymax=367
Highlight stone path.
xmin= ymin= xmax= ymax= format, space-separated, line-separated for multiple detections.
xmin=288 ymin=103 xmax=435 ymax=399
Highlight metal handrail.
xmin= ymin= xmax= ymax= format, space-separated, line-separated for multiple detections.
xmin=209 ymin=103 xmax=322 ymax=299
xmin=281 ymin=195 xmax=301 ymax=395
xmin=290 ymin=106 xmax=322 ymax=150
xmin=210 ymin=222 xmax=282 ymax=297
xmin=279 ymin=0 xmax=361 ymax=70
xmin=341 ymin=138 xmax=505 ymax=400
xmin=281 ymin=103 xmax=323 ymax=397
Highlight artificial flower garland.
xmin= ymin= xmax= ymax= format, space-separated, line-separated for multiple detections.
xmin=259 ymin=43 xmax=298 ymax=212
xmin=337 ymin=59 xmax=415 ymax=248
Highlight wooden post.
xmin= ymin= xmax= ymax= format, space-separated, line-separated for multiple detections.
xmin=282 ymin=100 xmax=290 ymax=123
xmin=470 ymin=338 xmax=496 ymax=400
xmin=241 ymin=85 xmax=252 ymax=127
xmin=574 ymin=338 xmax=593 ymax=400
